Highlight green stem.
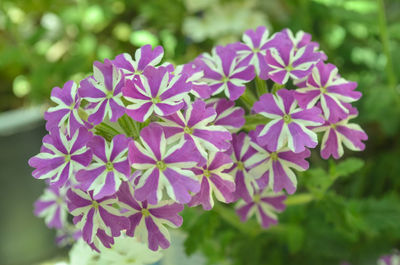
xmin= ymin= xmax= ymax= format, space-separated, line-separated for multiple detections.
xmin=239 ymin=87 xmax=258 ymax=111
xmin=285 ymin=193 xmax=314 ymax=206
xmin=377 ymin=0 xmax=399 ymax=102
xmin=255 ymin=76 xmax=268 ymax=98
xmin=118 ymin=114 xmax=139 ymax=138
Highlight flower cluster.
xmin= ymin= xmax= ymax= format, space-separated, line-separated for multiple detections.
xmin=29 ymin=26 xmax=367 ymax=254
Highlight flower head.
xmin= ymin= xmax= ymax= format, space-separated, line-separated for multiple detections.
xmin=175 ymin=62 xmax=212 ymax=99
xmin=123 ymin=66 xmax=190 ymax=122
xmin=67 ymin=188 xmax=130 ymax=248
xmin=263 ymin=32 xmax=321 ymax=84
xmin=206 ymin=98 xmax=245 ymax=132
xmin=247 ymin=131 xmax=310 ymax=194
xmin=252 ymin=89 xmax=324 ymax=153
xmin=188 ymin=152 xmax=235 ymax=210
xmin=224 ymin=132 xmax=259 ymax=202
xmin=313 ymin=105 xmax=367 ymax=159
xmin=195 ymin=45 xmax=255 ymax=100
xmin=129 ymin=124 xmax=200 ymax=204
xmin=236 ymin=188 xmax=286 ymax=229
xmin=29 ymin=127 xmax=92 ymax=187
xmin=117 ymin=182 xmax=183 ymax=251
xmin=79 ymin=59 xmax=125 ymax=125
xmin=295 ymin=61 xmax=362 ymax=123
xmin=229 ymin=25 xmax=273 ymax=77
xmin=34 ymin=185 xmax=68 ymax=229
xmin=44 ymin=80 xmax=85 ymax=136
xmin=113 ymin=45 xmax=164 ymax=78
xmin=76 ymin=134 xmax=131 ymax=200
xmin=157 ymin=100 xmax=232 ymax=160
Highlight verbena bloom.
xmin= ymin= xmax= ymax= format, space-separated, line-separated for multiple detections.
xmin=188 ymin=152 xmax=235 ymax=210
xmin=44 ymin=80 xmax=85 ymax=135
xmin=34 ymin=186 xmax=68 ymax=229
xmin=175 ymin=62 xmax=211 ymax=99
xmin=313 ymin=106 xmax=368 ymax=159
xmin=117 ymin=182 xmax=184 ymax=251
xmin=252 ymin=89 xmax=324 ymax=153
xmin=196 ymin=46 xmax=255 ymax=100
xmin=263 ymin=32 xmax=321 ymax=84
xmin=230 ymin=25 xmax=272 ymax=76
xmin=67 ymin=188 xmax=130 ymax=247
xmin=29 ymin=127 xmax=92 ymax=187
xmin=128 ymin=124 xmax=200 ymax=204
xmin=113 ymin=44 xmax=164 ymax=78
xmin=206 ymin=98 xmax=245 ymax=132
xmin=224 ymin=133 xmax=258 ymax=202
xmin=280 ymin=28 xmax=327 ymax=60
xmin=76 ymin=134 xmax=131 ymax=200
xmin=97 ymin=236 xmax=163 ymax=265
xmin=79 ymin=59 xmax=125 ymax=125
xmin=295 ymin=61 xmax=362 ymax=123
xmin=247 ymin=131 xmax=310 ymax=194
xmin=378 ymin=254 xmax=400 ymax=265
xmin=235 ymin=188 xmax=286 ymax=229
xmin=123 ymin=66 xmax=190 ymax=122
xmin=157 ymin=100 xmax=232 ymax=159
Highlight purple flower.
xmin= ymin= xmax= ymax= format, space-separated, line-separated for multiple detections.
xmin=280 ymin=28 xmax=327 ymax=60
xmin=34 ymin=186 xmax=68 ymax=229
xmin=67 ymin=188 xmax=130 ymax=248
xmin=378 ymin=254 xmax=400 ymax=265
xmin=195 ymin=46 xmax=255 ymax=100
xmin=157 ymin=100 xmax=232 ymax=160
xmin=247 ymin=131 xmax=310 ymax=194
xmin=235 ymin=188 xmax=286 ymax=229
xmin=128 ymin=124 xmax=200 ymax=204
xmin=113 ymin=45 xmax=164 ymax=78
xmin=123 ymin=66 xmax=190 ymax=122
xmin=79 ymin=59 xmax=125 ymax=125
xmin=263 ymin=32 xmax=321 ymax=84
xmin=188 ymin=152 xmax=235 ymax=210
xmin=252 ymin=89 xmax=324 ymax=153
xmin=44 ymin=80 xmax=85 ymax=136
xmin=229 ymin=26 xmax=273 ymax=77
xmin=224 ymin=133 xmax=259 ymax=202
xmin=206 ymin=98 xmax=245 ymax=132
xmin=175 ymin=62 xmax=212 ymax=99
xmin=76 ymin=134 xmax=131 ymax=200
xmin=117 ymin=182 xmax=183 ymax=251
xmin=314 ymin=106 xmax=367 ymax=159
xmin=295 ymin=61 xmax=362 ymax=123
xmin=29 ymin=127 xmax=92 ymax=187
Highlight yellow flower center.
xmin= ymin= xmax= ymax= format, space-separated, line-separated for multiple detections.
xmin=106 ymin=161 xmax=114 ymax=171
xmin=184 ymin=126 xmax=193 ymax=134
xmin=91 ymin=200 xmax=99 ymax=209
xmin=237 ymin=161 xmax=245 ymax=171
xmin=283 ymin=114 xmax=292 ymax=124
xmin=270 ymin=152 xmax=278 ymax=161
xmin=203 ymin=169 xmax=211 ymax=178
xmin=253 ymin=194 xmax=261 ymax=203
xmin=156 ymin=161 xmax=167 ymax=171
xmin=141 ymin=208 xmax=150 ymax=217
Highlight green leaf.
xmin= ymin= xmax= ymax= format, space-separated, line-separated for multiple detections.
xmin=335 ymin=158 xmax=365 ymax=177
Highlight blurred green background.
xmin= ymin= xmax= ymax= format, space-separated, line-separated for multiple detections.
xmin=0 ymin=0 xmax=400 ymax=264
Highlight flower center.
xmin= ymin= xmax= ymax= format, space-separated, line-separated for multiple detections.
xmin=253 ymin=194 xmax=261 ymax=203
xmin=321 ymin=86 xmax=328 ymax=93
xmin=285 ymin=64 xmax=294 ymax=72
xmin=141 ymin=208 xmax=150 ymax=217
xmin=283 ymin=114 xmax=292 ymax=124
xmin=221 ymin=76 xmax=229 ymax=83
xmin=184 ymin=126 xmax=193 ymax=134
xmin=237 ymin=161 xmax=245 ymax=171
xmin=151 ymin=96 xmax=161 ymax=104
xmin=252 ymin=47 xmax=260 ymax=53
xmin=106 ymin=90 xmax=114 ymax=99
xmin=331 ymin=123 xmax=337 ymax=129
xmin=156 ymin=161 xmax=167 ymax=171
xmin=91 ymin=200 xmax=99 ymax=209
xmin=106 ymin=161 xmax=114 ymax=171
xmin=64 ymin=154 xmax=71 ymax=163
xmin=270 ymin=152 xmax=278 ymax=161
xmin=203 ymin=169 xmax=211 ymax=178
